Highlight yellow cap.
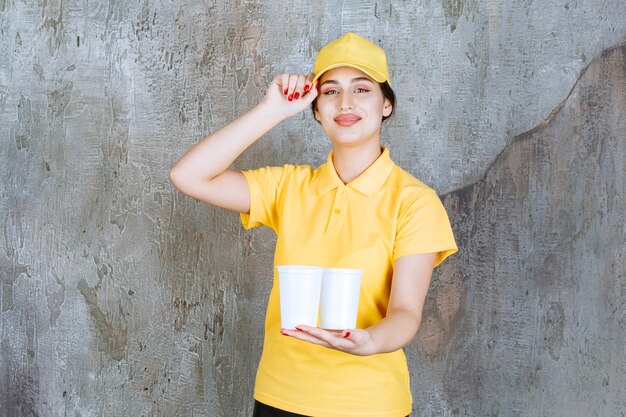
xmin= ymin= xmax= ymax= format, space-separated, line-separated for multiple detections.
xmin=312 ymin=32 xmax=391 ymax=86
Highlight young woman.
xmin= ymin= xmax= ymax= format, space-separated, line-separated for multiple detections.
xmin=169 ymin=32 xmax=457 ymax=417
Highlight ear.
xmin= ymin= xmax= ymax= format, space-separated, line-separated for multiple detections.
xmin=382 ymin=98 xmax=392 ymax=117
xmin=314 ymin=108 xmax=321 ymax=121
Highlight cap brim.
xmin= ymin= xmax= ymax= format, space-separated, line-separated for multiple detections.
xmin=312 ymin=63 xmax=388 ymax=85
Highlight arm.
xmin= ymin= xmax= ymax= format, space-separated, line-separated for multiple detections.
xmin=282 ymin=253 xmax=436 ymax=356
xmin=168 ymin=73 xmax=318 ymax=213
xmin=366 ymin=253 xmax=435 ymax=353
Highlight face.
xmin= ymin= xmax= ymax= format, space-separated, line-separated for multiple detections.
xmin=314 ymin=66 xmax=392 ymax=147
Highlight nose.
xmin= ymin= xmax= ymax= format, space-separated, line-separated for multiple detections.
xmin=338 ymin=93 xmax=354 ymax=110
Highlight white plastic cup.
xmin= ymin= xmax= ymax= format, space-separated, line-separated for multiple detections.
xmin=276 ymin=265 xmax=324 ymax=330
xmin=320 ymin=268 xmax=363 ymax=330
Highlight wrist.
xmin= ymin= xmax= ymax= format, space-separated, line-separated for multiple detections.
xmin=365 ymin=329 xmax=383 ymax=355
xmin=257 ymin=98 xmax=289 ymax=123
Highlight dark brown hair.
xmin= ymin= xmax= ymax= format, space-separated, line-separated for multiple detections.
xmin=311 ymin=81 xmax=396 ymax=123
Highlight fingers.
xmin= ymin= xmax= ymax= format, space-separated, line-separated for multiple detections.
xmin=303 ymin=75 xmax=317 ymax=96
xmin=278 ymin=74 xmax=318 ymax=102
xmin=279 ymin=73 xmax=290 ymax=96
xmin=283 ymin=325 xmax=357 ymax=350
xmin=282 ymin=328 xmax=332 ymax=348
xmin=285 ymin=75 xmax=298 ymax=100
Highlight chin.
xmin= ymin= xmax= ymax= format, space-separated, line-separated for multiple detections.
xmin=329 ymin=136 xmax=372 ymax=148
xmin=328 ymin=129 xmax=380 ymax=145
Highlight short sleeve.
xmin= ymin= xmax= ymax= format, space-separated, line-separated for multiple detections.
xmin=393 ymin=189 xmax=458 ymax=267
xmin=240 ymin=166 xmax=284 ymax=231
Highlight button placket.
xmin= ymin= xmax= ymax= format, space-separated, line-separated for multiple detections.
xmin=326 ymin=186 xmax=348 ymax=234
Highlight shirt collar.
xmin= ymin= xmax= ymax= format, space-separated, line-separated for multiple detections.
xmin=316 ymin=147 xmax=395 ymax=197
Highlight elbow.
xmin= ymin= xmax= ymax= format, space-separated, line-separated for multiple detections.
xmin=169 ymin=167 xmax=215 ymax=199
xmin=168 ymin=166 xmax=191 ymax=194
xmin=404 ymin=316 xmax=423 ymax=349
xmin=168 ymin=167 xmax=182 ymax=190
xmin=397 ymin=311 xmax=422 ymax=350
xmin=401 ymin=331 xmax=419 ymax=350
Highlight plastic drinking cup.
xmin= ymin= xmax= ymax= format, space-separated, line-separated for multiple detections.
xmin=320 ymin=268 xmax=363 ymax=330
xmin=276 ymin=265 xmax=324 ymax=330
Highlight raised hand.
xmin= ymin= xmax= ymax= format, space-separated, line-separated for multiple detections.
xmin=261 ymin=72 xmax=319 ymax=120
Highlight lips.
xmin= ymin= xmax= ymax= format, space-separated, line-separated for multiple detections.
xmin=334 ymin=113 xmax=362 ymax=126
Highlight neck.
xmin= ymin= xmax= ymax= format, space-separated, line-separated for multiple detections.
xmin=332 ymin=142 xmax=383 ymax=184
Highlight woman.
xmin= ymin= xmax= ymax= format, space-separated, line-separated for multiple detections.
xmin=169 ymin=32 xmax=457 ymax=417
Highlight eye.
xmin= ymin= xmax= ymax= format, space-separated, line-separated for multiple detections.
xmin=355 ymin=88 xmax=370 ymax=93
xmin=323 ymin=89 xmax=339 ymax=95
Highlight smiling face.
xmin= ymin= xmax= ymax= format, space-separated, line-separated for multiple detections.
xmin=314 ymin=66 xmax=393 ymax=148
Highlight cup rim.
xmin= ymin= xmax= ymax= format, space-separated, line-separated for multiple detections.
xmin=276 ymin=265 xmax=325 ymax=273
xmin=323 ymin=267 xmax=363 ymax=275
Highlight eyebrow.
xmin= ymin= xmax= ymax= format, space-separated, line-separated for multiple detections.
xmin=320 ymin=77 xmax=374 ymax=86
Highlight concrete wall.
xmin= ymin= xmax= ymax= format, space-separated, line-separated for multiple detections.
xmin=419 ymin=43 xmax=626 ymax=417
xmin=1 ymin=1 xmax=624 ymax=416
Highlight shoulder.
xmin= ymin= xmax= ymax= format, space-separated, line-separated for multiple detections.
xmin=243 ymin=163 xmax=314 ymax=183
xmin=388 ymin=164 xmax=440 ymax=202
xmin=280 ymin=163 xmax=317 ymax=184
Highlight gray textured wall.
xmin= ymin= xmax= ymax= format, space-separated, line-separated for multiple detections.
xmin=1 ymin=1 xmax=625 ymax=416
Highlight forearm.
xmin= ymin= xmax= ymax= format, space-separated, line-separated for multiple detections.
xmin=366 ymin=309 xmax=422 ymax=355
xmin=169 ymin=100 xmax=285 ymax=184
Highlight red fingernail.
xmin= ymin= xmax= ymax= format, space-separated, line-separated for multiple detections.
xmin=304 ymin=84 xmax=310 ymax=92
xmin=315 ymin=81 xmax=319 ymax=89
xmin=284 ymin=89 xmax=288 ymax=95
xmin=281 ymin=331 xmax=287 ymax=336
xmin=288 ymin=94 xmax=293 ymax=101
xmin=343 ymin=332 xmax=351 ymax=338
xmin=294 ymin=92 xmax=300 ymax=99
xmin=295 ymin=327 xmax=303 ymax=331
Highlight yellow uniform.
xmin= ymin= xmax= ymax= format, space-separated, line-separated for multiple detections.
xmin=240 ymin=147 xmax=457 ymax=417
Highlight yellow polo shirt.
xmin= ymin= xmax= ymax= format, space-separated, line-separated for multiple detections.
xmin=240 ymin=147 xmax=457 ymax=417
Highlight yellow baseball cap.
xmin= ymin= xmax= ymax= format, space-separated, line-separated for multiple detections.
xmin=312 ymin=32 xmax=391 ymax=86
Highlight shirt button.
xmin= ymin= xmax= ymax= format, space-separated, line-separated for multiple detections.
xmin=333 ymin=209 xmax=341 ymax=214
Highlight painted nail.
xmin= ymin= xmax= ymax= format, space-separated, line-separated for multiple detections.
xmin=288 ymin=94 xmax=293 ymax=101
xmin=343 ymin=332 xmax=351 ymax=338
xmin=295 ymin=326 xmax=303 ymax=331
xmin=294 ymin=92 xmax=300 ymax=99
xmin=304 ymin=84 xmax=310 ymax=92
xmin=281 ymin=331 xmax=287 ymax=336
xmin=284 ymin=89 xmax=288 ymax=95
xmin=315 ymin=80 xmax=319 ymax=89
